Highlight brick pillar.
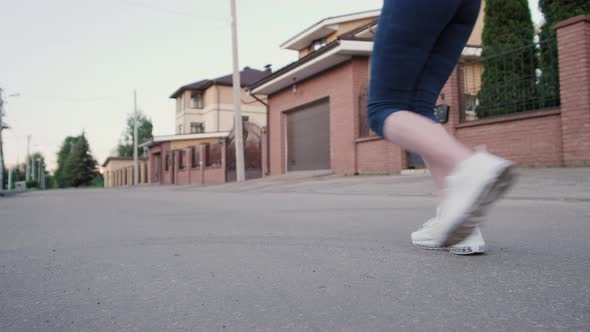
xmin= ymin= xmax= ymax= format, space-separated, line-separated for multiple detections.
xmin=147 ymin=155 xmax=152 ymax=183
xmin=172 ymin=150 xmax=178 ymax=185
xmin=199 ymin=143 xmax=206 ymax=184
xmin=261 ymin=126 xmax=268 ymax=176
xmin=140 ymin=161 xmax=145 ymax=184
xmin=143 ymin=162 xmax=148 ymax=184
xmin=186 ymin=147 xmax=192 ymax=184
xmin=439 ymin=66 xmax=462 ymax=136
xmin=556 ymin=15 xmax=590 ymax=165
xmin=139 ymin=162 xmax=144 ymax=184
xmin=162 ymin=150 xmax=167 ymax=184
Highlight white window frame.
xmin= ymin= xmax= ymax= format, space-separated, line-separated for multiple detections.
xmin=190 ymin=122 xmax=205 ymax=134
xmin=191 ymin=92 xmax=204 ymax=109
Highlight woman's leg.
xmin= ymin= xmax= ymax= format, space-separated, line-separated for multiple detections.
xmin=382 ymin=112 xmax=472 ymax=184
xmin=371 ymin=0 xmax=516 ymax=249
xmin=367 ymin=0 xmax=463 ymax=137
xmin=368 ymin=0 xmax=475 ymax=177
xmin=371 ymin=0 xmax=482 ymax=197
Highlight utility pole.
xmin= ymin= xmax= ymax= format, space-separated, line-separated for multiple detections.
xmin=0 ymin=88 xmax=5 ymax=190
xmin=8 ymin=166 xmax=12 ymax=190
xmin=230 ymin=0 xmax=246 ymax=182
xmin=26 ymin=135 xmax=31 ymax=182
xmin=133 ymin=90 xmax=139 ymax=185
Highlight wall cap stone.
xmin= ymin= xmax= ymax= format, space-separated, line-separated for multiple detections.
xmin=456 ymin=109 xmax=561 ymax=129
xmin=554 ymin=15 xmax=590 ymax=30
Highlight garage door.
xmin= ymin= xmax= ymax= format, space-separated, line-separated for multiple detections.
xmin=287 ymin=100 xmax=330 ymax=171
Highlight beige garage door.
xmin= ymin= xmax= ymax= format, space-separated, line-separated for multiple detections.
xmin=287 ymin=100 xmax=330 ymax=172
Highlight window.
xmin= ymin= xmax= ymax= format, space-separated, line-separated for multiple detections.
xmin=178 ymin=95 xmax=184 ymax=113
xmin=178 ymin=125 xmax=183 ymax=134
xmin=178 ymin=150 xmax=186 ymax=170
xmin=191 ymin=146 xmax=200 ymax=168
xmin=311 ymin=38 xmax=327 ymax=52
xmin=205 ymin=143 xmax=222 ymax=167
xmin=190 ymin=92 xmax=204 ymax=109
xmin=190 ymin=122 xmax=205 ymax=134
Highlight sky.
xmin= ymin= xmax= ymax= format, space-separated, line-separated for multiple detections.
xmin=1 ymin=0 xmax=543 ymax=171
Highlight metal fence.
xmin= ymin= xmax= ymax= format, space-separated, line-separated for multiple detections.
xmin=460 ymin=38 xmax=560 ymax=122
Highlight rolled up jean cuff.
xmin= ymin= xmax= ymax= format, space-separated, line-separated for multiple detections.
xmin=367 ymin=107 xmax=440 ymax=138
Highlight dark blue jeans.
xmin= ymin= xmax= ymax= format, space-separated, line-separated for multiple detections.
xmin=368 ymin=0 xmax=481 ymax=137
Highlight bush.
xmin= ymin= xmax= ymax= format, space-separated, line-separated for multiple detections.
xmin=477 ymin=0 xmax=536 ymax=118
xmin=26 ymin=180 xmax=40 ymax=189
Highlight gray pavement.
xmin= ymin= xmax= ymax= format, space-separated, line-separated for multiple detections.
xmin=1 ymin=168 xmax=589 ymax=331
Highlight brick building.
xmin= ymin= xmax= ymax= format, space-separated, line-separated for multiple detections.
xmin=142 ymin=67 xmax=270 ymax=186
xmin=140 ymin=132 xmax=229 ymax=186
xmin=102 ymin=157 xmax=148 ymax=188
xmin=251 ymin=10 xmax=590 ymax=176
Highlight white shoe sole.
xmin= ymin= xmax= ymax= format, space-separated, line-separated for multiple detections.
xmin=443 ymin=164 xmax=517 ymax=247
xmin=412 ymin=242 xmax=487 ymax=255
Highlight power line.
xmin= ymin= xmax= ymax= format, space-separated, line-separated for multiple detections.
xmin=18 ymin=94 xmax=128 ymax=103
xmin=117 ymin=0 xmax=229 ymax=22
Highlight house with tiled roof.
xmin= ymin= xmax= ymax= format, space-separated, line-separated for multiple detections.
xmin=139 ymin=66 xmax=271 ymax=186
xmin=250 ymin=7 xmax=484 ymax=175
xmin=171 ymin=66 xmax=271 ymax=135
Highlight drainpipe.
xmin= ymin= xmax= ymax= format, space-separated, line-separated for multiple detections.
xmin=248 ymin=89 xmax=270 ymax=176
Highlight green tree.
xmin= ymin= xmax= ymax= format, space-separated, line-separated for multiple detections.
xmin=540 ymin=0 xmax=590 ymax=34
xmin=64 ymin=133 xmax=98 ymax=187
xmin=54 ymin=133 xmax=99 ymax=188
xmin=55 ymin=136 xmax=79 ymax=188
xmin=477 ymin=0 xmax=536 ymax=118
xmin=117 ymin=111 xmax=153 ymax=158
xmin=537 ymin=0 xmax=590 ymax=108
xmin=11 ymin=163 xmax=26 ymax=183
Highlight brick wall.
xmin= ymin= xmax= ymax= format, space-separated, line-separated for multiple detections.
xmin=204 ymin=142 xmax=226 ymax=185
xmin=455 ymin=110 xmax=563 ymax=166
xmin=356 ymin=138 xmax=404 ymax=174
xmin=149 ymin=141 xmax=227 ymax=186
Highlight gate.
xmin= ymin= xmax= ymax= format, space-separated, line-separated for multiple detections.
xmin=226 ymin=122 xmax=262 ymax=182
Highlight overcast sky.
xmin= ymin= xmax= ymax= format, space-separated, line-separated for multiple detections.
xmin=1 ymin=0 xmax=543 ymax=171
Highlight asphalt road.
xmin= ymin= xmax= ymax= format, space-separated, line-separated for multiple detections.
xmin=1 ymin=168 xmax=589 ymax=331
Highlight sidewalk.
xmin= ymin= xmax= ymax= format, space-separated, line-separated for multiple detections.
xmin=185 ymin=167 xmax=590 ymax=201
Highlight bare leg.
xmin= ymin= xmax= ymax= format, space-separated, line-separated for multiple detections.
xmin=382 ymin=111 xmax=473 ymax=185
xmin=423 ymin=157 xmax=448 ymax=201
